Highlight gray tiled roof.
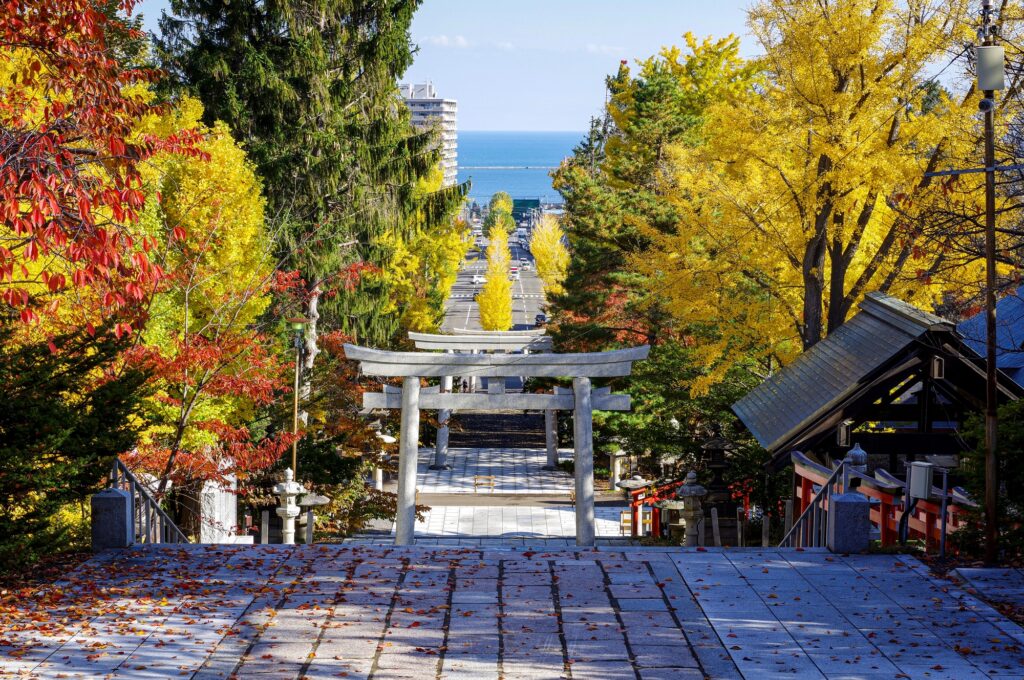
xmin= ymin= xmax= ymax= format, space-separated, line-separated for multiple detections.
xmin=732 ymin=292 xmax=955 ymax=453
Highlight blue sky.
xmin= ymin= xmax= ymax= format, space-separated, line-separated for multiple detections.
xmin=134 ymin=0 xmax=753 ymax=131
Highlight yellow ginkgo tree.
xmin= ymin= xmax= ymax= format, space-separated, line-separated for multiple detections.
xmin=478 ymin=228 xmax=513 ymax=330
xmin=632 ymin=0 xmax=1002 ymax=388
xmin=530 ymin=214 xmax=569 ymax=296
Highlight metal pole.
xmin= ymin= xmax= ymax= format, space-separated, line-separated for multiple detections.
xmin=292 ymin=333 xmax=301 ymax=475
xmin=939 ymin=468 xmax=949 ymax=559
xmin=982 ymin=0 xmax=999 ymax=565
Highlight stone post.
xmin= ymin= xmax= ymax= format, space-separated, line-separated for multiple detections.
xmin=395 ymin=375 xmax=421 ymax=546
xmin=827 ymin=493 xmax=870 ymax=554
xmin=273 ymin=468 xmax=305 ymax=545
xmin=573 ymin=376 xmax=595 ymax=547
xmin=609 ymin=450 xmax=624 ymax=488
xmin=469 ymin=350 xmax=477 ymax=393
xmin=91 ymin=488 xmax=133 ymax=550
xmin=543 ymin=409 xmax=559 ymax=470
xmin=374 ymin=432 xmax=395 ymax=492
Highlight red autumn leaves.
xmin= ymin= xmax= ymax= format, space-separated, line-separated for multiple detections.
xmin=0 ymin=0 xmax=205 ymax=328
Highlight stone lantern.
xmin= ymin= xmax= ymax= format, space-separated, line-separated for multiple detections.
xmin=273 ymin=468 xmax=306 ymax=545
xmin=700 ymin=424 xmax=735 ymax=503
xmin=676 ymin=470 xmax=707 ymax=547
xmin=298 ymin=492 xmax=330 ymax=544
xmin=842 ymin=442 xmax=868 ymax=490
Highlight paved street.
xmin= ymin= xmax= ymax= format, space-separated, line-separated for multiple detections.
xmin=5 ymin=544 xmax=1024 ymax=679
xmin=442 ymin=233 xmax=545 ymax=332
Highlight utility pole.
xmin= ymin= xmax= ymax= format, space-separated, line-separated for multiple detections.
xmin=979 ymin=0 xmax=1002 ymax=565
xmin=923 ymin=2 xmax=1009 ymax=564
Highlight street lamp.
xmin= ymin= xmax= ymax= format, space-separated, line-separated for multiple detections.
xmin=287 ymin=317 xmax=309 ymax=475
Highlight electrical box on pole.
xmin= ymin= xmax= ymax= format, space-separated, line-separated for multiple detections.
xmin=977 ymin=45 xmax=1005 ymax=91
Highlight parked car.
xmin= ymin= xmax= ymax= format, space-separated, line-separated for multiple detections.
xmin=471 ymin=274 xmax=485 ymax=284
xmin=534 ymin=313 xmax=547 ymax=327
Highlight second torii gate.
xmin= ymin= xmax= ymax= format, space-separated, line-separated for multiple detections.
xmin=408 ymin=330 xmax=554 ymax=469
xmin=345 ymin=343 xmax=649 ymax=546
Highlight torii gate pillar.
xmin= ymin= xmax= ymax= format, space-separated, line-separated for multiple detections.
xmin=395 ymin=376 xmax=420 ymax=545
xmin=573 ymin=377 xmax=596 ymax=546
xmin=430 ymin=351 xmax=453 ymax=470
xmin=544 ymin=409 xmax=559 ymax=470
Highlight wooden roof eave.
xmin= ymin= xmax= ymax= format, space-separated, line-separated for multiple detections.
xmin=764 ymin=352 xmax=926 ymax=470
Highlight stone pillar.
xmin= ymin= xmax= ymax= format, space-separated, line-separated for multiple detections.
xmin=395 ymin=376 xmax=421 ymax=546
xmin=91 ymin=488 xmax=133 ymax=550
xmin=431 ymin=365 xmax=453 ymax=470
xmin=199 ymin=475 xmax=237 ymax=543
xmin=573 ymin=376 xmax=595 ymax=547
xmin=374 ymin=465 xmax=384 ymax=491
xmin=544 ymin=409 xmax=559 ymax=470
xmin=469 ymin=350 xmax=477 ymax=393
xmin=827 ymin=493 xmax=870 ymax=554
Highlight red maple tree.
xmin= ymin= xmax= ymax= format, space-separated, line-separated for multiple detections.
xmin=123 ymin=332 xmax=297 ymax=493
xmin=0 ymin=0 xmax=202 ymax=329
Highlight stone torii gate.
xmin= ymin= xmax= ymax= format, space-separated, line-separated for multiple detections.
xmin=345 ymin=343 xmax=649 ymax=546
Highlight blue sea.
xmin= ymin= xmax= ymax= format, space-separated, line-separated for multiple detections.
xmin=457 ymin=131 xmax=582 ymax=205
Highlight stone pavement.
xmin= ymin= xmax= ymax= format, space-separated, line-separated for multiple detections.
xmin=953 ymin=565 xmax=1024 ymax=610
xmin=412 ymin=505 xmax=624 ymax=538
xmin=3 ymin=544 xmax=1024 ymax=680
xmin=417 ymin=447 xmax=573 ymax=495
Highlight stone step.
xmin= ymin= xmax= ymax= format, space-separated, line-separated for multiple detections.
xmin=448 ymin=412 xmax=546 ymax=449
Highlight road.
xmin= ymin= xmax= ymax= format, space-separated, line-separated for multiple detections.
xmin=442 ymin=231 xmax=546 ymax=332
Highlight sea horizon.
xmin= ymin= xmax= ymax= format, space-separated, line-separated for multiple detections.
xmin=457 ymin=130 xmax=582 ymax=205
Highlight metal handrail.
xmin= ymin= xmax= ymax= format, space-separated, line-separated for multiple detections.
xmin=110 ymin=459 xmax=189 ymax=544
xmin=779 ymin=461 xmax=846 ymax=548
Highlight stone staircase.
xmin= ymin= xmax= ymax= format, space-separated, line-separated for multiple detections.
xmin=448 ymin=412 xmax=546 ymax=449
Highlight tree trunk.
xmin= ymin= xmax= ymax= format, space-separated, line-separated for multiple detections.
xmin=827 ymin=239 xmax=848 ymax=336
xmin=298 ymin=285 xmax=321 ymax=426
xmin=802 ymin=237 xmax=827 ymax=350
xmin=303 ymin=284 xmax=321 ymax=374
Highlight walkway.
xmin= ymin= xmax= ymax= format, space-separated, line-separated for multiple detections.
xmin=412 ymin=504 xmax=622 ymax=538
xmin=4 ymin=544 xmax=1024 ymax=679
xmin=417 ymin=447 xmax=572 ymax=495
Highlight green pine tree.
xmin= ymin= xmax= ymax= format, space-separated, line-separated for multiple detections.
xmin=0 ymin=324 xmax=148 ymax=570
xmin=156 ymin=0 xmax=465 ymax=352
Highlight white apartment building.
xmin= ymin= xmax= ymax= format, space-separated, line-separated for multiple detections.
xmin=399 ymin=82 xmax=458 ymax=187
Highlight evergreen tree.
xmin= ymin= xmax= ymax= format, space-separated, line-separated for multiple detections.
xmin=549 ymin=36 xmax=763 ymax=480
xmin=0 ymin=324 xmax=147 ymax=569
xmin=156 ymin=0 xmax=465 ymax=354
